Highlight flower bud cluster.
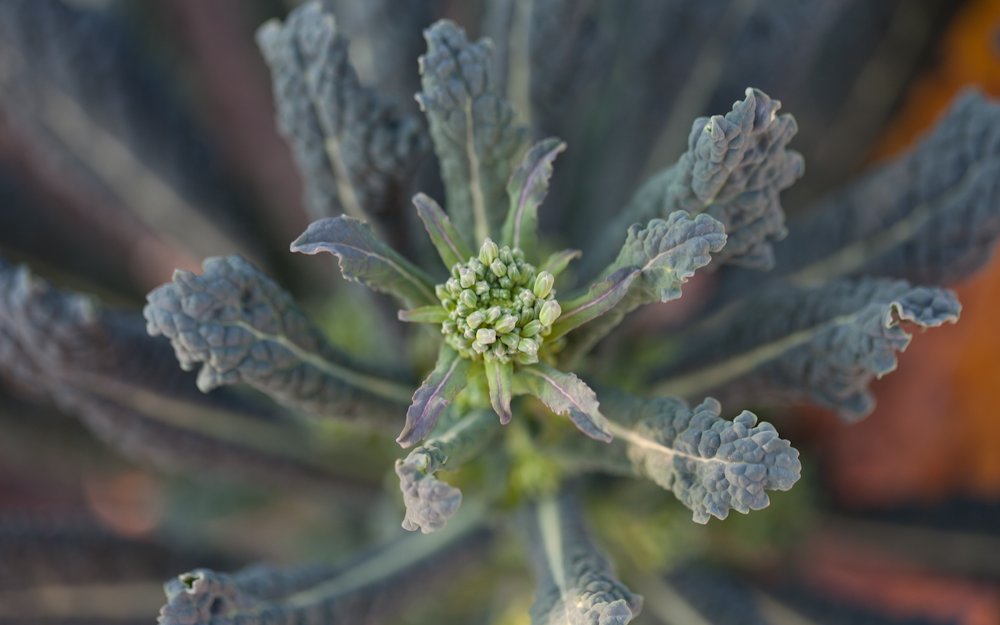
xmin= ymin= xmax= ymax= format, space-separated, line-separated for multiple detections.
xmin=436 ymin=239 xmax=561 ymax=364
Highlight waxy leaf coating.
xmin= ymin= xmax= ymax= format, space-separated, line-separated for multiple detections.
xmin=144 ymin=256 xmax=413 ymax=422
xmin=603 ymin=394 xmax=801 ymax=523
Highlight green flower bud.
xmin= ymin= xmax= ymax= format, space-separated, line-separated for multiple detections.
xmin=539 ymin=300 xmax=561 ymax=326
xmin=466 ymin=311 xmax=485 ymax=329
xmin=507 ymin=263 xmax=521 ymax=283
xmin=479 ymin=238 xmax=499 ymax=264
xmin=501 ymin=333 xmax=520 ymax=348
xmin=436 ymin=242 xmax=562 ymax=364
xmin=459 ymin=289 xmax=478 ymax=308
xmin=459 ymin=267 xmax=476 ymax=288
xmin=476 ymin=328 xmax=497 ymax=344
xmin=533 ymin=271 xmax=554 ymax=298
xmin=494 ymin=314 xmax=518 ymax=334
xmin=521 ymin=320 xmax=542 ymax=337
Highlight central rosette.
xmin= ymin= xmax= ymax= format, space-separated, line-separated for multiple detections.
xmin=436 ymin=238 xmax=561 ymax=364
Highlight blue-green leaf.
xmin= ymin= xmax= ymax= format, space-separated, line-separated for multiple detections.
xmin=417 ymin=20 xmax=526 ymax=242
xmin=601 ymin=393 xmax=801 ymax=523
xmin=291 ymin=215 xmax=437 ymax=307
xmin=649 ymin=278 xmax=961 ymax=420
xmin=520 ymin=363 xmax=612 ymax=442
xmin=502 ymin=138 xmax=566 ymax=259
xmin=413 ymin=192 xmax=474 ymax=270
xmin=484 ymin=358 xmax=514 ymax=424
xmin=607 ymin=88 xmax=802 ymax=270
xmin=396 ymin=410 xmax=495 ymax=533
xmin=145 ymin=256 xmax=413 ymax=421
xmin=556 ymin=212 xmax=725 ymax=358
xmin=257 ymin=2 xmax=425 ymax=222
xmin=397 ymin=345 xmax=471 ymax=448
xmin=526 ymin=492 xmax=642 ymax=625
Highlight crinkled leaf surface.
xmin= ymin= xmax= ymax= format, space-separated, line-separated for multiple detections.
xmin=610 ymin=88 xmax=802 ymax=270
xmin=159 ymin=512 xmax=489 ymax=625
xmin=650 ymin=278 xmax=961 ymax=420
xmin=502 ymin=138 xmax=566 ymax=259
xmin=417 ymin=20 xmax=526 ymax=242
xmin=526 ymin=493 xmax=642 ymax=625
xmin=520 ymin=364 xmax=612 ymax=442
xmin=771 ymin=90 xmax=1000 ymax=288
xmin=291 ymin=215 xmax=437 ymax=307
xmin=257 ymin=1 xmax=425 ymax=222
xmin=396 ymin=410 xmax=495 ymax=533
xmin=555 ymin=212 xmax=725 ymax=358
xmin=144 ymin=255 xmax=413 ymax=423
xmin=602 ymin=393 xmax=801 ymax=523
xmin=397 ymin=346 xmax=471 ymax=448
xmin=0 ymin=261 xmax=363 ymax=491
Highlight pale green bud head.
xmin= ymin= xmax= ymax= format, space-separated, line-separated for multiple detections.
xmin=436 ymin=241 xmax=562 ymax=364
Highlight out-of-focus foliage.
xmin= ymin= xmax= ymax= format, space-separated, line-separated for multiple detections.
xmin=1 ymin=0 xmax=998 ymax=624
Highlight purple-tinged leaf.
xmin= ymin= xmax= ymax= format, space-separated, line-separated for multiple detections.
xmin=502 ymin=138 xmax=566 ymax=259
xmin=520 ymin=363 xmax=612 ymax=442
xmin=397 ymin=346 xmax=471 ymax=448
xmin=291 ymin=215 xmax=436 ymax=307
xmin=484 ymin=359 xmax=514 ymax=424
xmin=413 ymin=192 xmax=474 ymax=269
xmin=549 ymin=267 xmax=639 ymax=342
xmin=560 ymin=212 xmax=725 ymax=361
xmin=396 ymin=410 xmax=495 ymax=533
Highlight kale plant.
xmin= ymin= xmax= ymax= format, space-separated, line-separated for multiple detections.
xmin=2 ymin=1 xmax=998 ymax=624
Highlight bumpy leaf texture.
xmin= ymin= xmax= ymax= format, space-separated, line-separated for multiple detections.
xmin=556 ymin=211 xmax=725 ymax=361
xmin=601 ymin=393 xmax=800 ymax=523
xmin=158 ymin=516 xmax=489 ymax=625
xmin=651 ymin=278 xmax=961 ymax=420
xmin=0 ymin=261 xmax=359 ymax=491
xmin=396 ymin=409 xmax=496 ymax=534
xmin=607 ymin=88 xmax=803 ymax=271
xmin=257 ymin=1 xmax=426 ymax=223
xmin=417 ymin=20 xmax=526 ymax=242
xmin=526 ymin=493 xmax=642 ymax=625
xmin=767 ymin=90 xmax=1000 ymax=288
xmin=144 ymin=255 xmax=413 ymax=423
